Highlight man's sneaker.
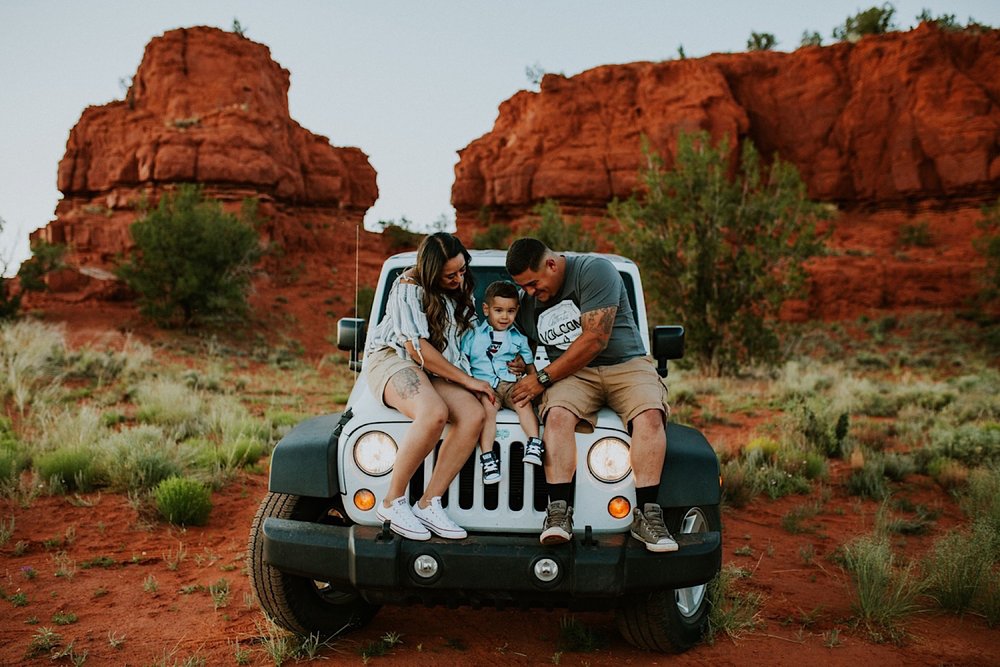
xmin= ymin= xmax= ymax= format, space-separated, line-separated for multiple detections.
xmin=630 ymin=503 xmax=679 ymax=553
xmin=412 ymin=497 xmax=467 ymax=539
xmin=523 ymin=437 xmax=544 ymax=466
xmin=480 ymin=451 xmax=501 ymax=485
xmin=375 ymin=496 xmax=431 ymax=541
xmin=539 ymin=500 xmax=573 ymax=545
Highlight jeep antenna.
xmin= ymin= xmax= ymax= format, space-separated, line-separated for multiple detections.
xmin=353 ymin=222 xmax=360 ymax=377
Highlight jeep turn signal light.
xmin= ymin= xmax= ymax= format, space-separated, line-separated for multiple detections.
xmin=608 ymin=496 xmax=631 ymax=519
xmin=354 ymin=489 xmax=376 ymax=511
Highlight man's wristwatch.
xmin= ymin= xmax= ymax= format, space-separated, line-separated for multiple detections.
xmin=536 ymin=369 xmax=552 ymax=387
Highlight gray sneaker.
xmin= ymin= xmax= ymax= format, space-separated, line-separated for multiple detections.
xmin=540 ymin=500 xmax=573 ymax=545
xmin=630 ymin=503 xmax=679 ymax=553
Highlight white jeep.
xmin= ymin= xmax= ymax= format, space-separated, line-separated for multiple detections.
xmin=248 ymin=250 xmax=722 ymax=652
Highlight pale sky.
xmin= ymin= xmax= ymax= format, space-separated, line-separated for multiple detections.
xmin=2 ymin=1 xmax=998 ymax=275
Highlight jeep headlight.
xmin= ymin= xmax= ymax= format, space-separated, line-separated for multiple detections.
xmin=354 ymin=431 xmax=397 ymax=476
xmin=587 ymin=437 xmax=631 ymax=483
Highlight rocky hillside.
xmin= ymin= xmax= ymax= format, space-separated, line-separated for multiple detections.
xmin=31 ymin=26 xmax=386 ymax=325
xmin=453 ymin=24 xmax=1000 ymax=319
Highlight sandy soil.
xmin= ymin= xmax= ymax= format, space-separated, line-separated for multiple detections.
xmin=1 ymin=301 xmax=997 ymax=666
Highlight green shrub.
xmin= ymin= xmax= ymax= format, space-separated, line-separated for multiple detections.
xmin=706 ymin=564 xmax=763 ymax=643
xmin=17 ymin=239 xmax=67 ymax=292
xmin=841 ymin=533 xmax=923 ymax=643
xmin=898 ymin=220 xmax=933 ymax=248
xmin=102 ymin=426 xmax=182 ymax=492
xmin=471 ymin=223 xmax=511 ymax=250
xmin=833 ymin=3 xmax=897 ymax=42
xmin=116 ymin=184 xmax=262 ymax=327
xmin=134 ymin=378 xmax=205 ymax=439
xmin=35 ymin=447 xmax=103 ymax=493
xmin=800 ymin=30 xmax=823 ymax=47
xmin=923 ymin=527 xmax=994 ymax=613
xmin=612 ymin=132 xmax=831 ymax=374
xmin=154 ymin=477 xmax=212 ymax=526
xmin=976 ymin=196 xmax=1000 ymax=304
xmin=747 ymin=32 xmax=777 ymax=51
xmin=531 ymin=199 xmax=598 ymax=252
xmin=846 ymin=459 xmax=890 ymax=500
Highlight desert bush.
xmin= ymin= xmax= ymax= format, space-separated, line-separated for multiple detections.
xmin=35 ymin=447 xmax=103 ymax=493
xmin=377 ymin=217 xmax=425 ymax=252
xmin=32 ymin=406 xmax=106 ymax=454
xmin=800 ymin=30 xmax=823 ymax=47
xmin=846 ymin=458 xmax=890 ymax=500
xmin=612 ymin=132 xmax=831 ymax=374
xmin=134 ymin=378 xmax=205 ymax=439
xmin=706 ymin=564 xmax=763 ymax=643
xmin=116 ymin=184 xmax=262 ymax=327
xmin=101 ymin=426 xmax=182 ymax=492
xmin=747 ymin=32 xmax=777 ymax=51
xmin=531 ymin=199 xmax=598 ymax=252
xmin=960 ymin=468 xmax=1000 ymax=545
xmin=974 ymin=196 xmax=1000 ymax=304
xmin=841 ymin=532 xmax=923 ymax=643
xmin=154 ymin=477 xmax=212 ymax=526
xmin=471 ymin=223 xmax=511 ymax=250
xmin=833 ymin=3 xmax=897 ymax=42
xmin=720 ymin=459 xmax=752 ymax=508
xmin=924 ymin=423 xmax=1000 ymax=468
xmin=0 ymin=320 xmax=67 ymax=411
xmin=922 ymin=526 xmax=995 ymax=613
xmin=882 ymin=453 xmax=916 ymax=482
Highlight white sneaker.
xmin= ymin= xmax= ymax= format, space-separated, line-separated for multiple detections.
xmin=412 ymin=497 xmax=467 ymax=539
xmin=376 ymin=496 xmax=431 ymax=541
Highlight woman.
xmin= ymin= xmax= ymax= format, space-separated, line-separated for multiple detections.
xmin=364 ymin=232 xmax=493 ymax=540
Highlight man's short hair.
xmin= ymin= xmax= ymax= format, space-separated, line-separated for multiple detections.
xmin=484 ymin=280 xmax=519 ymax=304
xmin=506 ymin=237 xmax=550 ymax=276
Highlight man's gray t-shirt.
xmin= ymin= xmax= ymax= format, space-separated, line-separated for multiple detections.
xmin=516 ymin=255 xmax=646 ymax=367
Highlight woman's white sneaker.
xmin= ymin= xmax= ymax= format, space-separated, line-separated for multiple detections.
xmin=376 ymin=496 xmax=431 ymax=541
xmin=412 ymin=497 xmax=467 ymax=539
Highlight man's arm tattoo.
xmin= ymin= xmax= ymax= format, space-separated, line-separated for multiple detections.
xmin=582 ymin=306 xmax=617 ymax=344
xmin=391 ymin=368 xmax=422 ymax=399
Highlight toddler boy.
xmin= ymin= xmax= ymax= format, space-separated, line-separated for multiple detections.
xmin=461 ymin=281 xmax=544 ymax=483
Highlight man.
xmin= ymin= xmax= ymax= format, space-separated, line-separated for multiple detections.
xmin=506 ymin=238 xmax=677 ymax=552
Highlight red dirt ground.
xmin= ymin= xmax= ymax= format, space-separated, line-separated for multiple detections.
xmin=1 ymin=301 xmax=997 ymax=666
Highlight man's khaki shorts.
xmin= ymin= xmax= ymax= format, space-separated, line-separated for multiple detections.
xmin=539 ymin=355 xmax=669 ymax=432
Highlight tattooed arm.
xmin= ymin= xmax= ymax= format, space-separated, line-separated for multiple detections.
xmin=511 ymin=305 xmax=616 ymax=407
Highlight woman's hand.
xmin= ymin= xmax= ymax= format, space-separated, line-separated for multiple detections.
xmin=464 ymin=376 xmax=495 ymax=404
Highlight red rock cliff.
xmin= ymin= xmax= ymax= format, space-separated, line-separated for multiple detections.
xmin=32 ymin=26 xmax=385 ymax=346
xmin=453 ymin=24 xmax=1000 ymax=318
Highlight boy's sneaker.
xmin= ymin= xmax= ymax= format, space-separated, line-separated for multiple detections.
xmin=523 ymin=437 xmax=544 ymax=466
xmin=480 ymin=451 xmax=501 ymax=485
xmin=630 ymin=503 xmax=678 ymax=553
xmin=539 ymin=500 xmax=573 ymax=545
xmin=412 ymin=497 xmax=467 ymax=539
xmin=375 ymin=496 xmax=431 ymax=541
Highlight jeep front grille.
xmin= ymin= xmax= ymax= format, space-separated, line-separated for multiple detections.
xmin=407 ymin=440 xmax=550 ymax=516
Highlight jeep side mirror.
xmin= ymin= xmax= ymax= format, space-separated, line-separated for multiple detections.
xmin=337 ymin=318 xmax=367 ymax=372
xmin=652 ymin=325 xmax=685 ymax=378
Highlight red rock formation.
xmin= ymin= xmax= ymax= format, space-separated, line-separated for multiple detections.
xmin=29 ymin=26 xmax=390 ymax=350
xmin=453 ymin=24 xmax=999 ymax=318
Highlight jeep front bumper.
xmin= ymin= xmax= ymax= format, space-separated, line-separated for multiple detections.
xmin=262 ymin=518 xmax=721 ymax=607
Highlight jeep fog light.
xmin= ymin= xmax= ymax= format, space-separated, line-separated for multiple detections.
xmin=354 ymin=489 xmax=376 ymax=511
xmin=608 ymin=496 xmax=632 ymax=519
xmin=354 ymin=431 xmax=397 ymax=476
xmin=587 ymin=438 xmax=631 ymax=483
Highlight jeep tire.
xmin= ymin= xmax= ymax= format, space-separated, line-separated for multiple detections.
xmin=247 ymin=492 xmax=379 ymax=636
xmin=615 ymin=505 xmax=720 ymax=652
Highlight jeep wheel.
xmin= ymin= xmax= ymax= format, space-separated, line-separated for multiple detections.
xmin=615 ymin=506 xmax=720 ymax=652
xmin=248 ymin=492 xmax=379 ymax=636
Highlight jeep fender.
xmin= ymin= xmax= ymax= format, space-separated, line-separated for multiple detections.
xmin=658 ymin=423 xmax=721 ymax=508
xmin=268 ymin=411 xmax=351 ymax=497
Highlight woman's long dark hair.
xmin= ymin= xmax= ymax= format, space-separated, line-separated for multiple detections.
xmin=415 ymin=232 xmax=475 ymax=352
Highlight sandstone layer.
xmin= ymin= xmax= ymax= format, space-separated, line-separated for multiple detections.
xmin=453 ymin=24 xmax=1000 ymax=319
xmin=31 ymin=26 xmax=386 ymax=342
